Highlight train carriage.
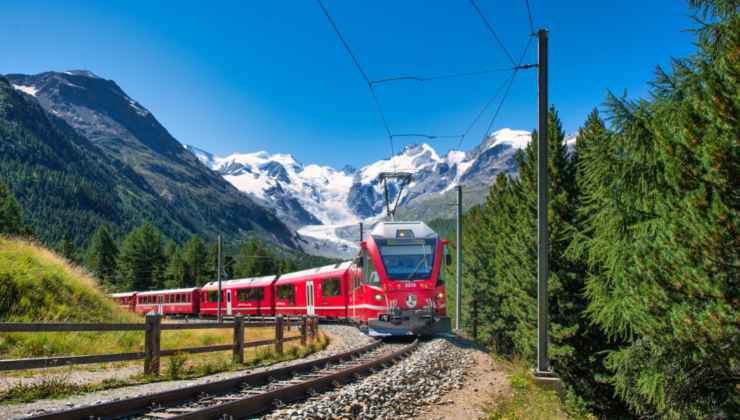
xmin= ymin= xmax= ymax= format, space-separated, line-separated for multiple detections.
xmin=274 ymin=262 xmax=352 ymax=319
xmin=200 ymin=276 xmax=277 ymax=317
xmin=135 ymin=288 xmax=200 ymax=316
xmin=111 ymin=291 xmax=137 ymax=312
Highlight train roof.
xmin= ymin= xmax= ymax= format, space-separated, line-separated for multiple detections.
xmin=370 ymin=221 xmax=438 ymax=240
xmin=275 ymin=261 xmax=351 ymax=284
xmin=110 ymin=292 xmax=137 ymax=297
xmin=202 ymin=275 xmax=277 ymax=290
xmin=137 ymin=287 xmax=200 ymax=296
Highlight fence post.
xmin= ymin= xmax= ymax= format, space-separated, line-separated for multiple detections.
xmin=311 ymin=316 xmax=318 ymax=341
xmin=233 ymin=315 xmax=244 ymax=364
xmin=144 ymin=313 xmax=162 ymax=375
xmin=300 ymin=316 xmax=307 ymax=346
xmin=275 ymin=315 xmax=284 ymax=355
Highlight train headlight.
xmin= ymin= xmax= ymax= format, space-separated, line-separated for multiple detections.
xmin=374 ymin=293 xmax=384 ymax=302
xmin=436 ymin=292 xmax=445 ymax=300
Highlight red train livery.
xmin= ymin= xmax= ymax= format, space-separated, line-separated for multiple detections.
xmin=109 ymin=221 xmax=451 ymax=336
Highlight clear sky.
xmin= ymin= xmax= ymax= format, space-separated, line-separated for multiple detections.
xmin=2 ymin=1 xmax=698 ymax=168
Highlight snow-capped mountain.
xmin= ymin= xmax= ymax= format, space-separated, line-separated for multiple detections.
xmin=187 ymin=128 xmax=573 ymax=258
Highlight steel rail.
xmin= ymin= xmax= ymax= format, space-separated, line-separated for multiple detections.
xmin=23 ymin=340 xmax=387 ymax=420
xmin=170 ymin=340 xmax=418 ymax=419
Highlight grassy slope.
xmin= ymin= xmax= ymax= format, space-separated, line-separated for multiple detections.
xmin=0 ymin=237 xmax=329 ymax=404
xmin=0 ymin=238 xmax=281 ymax=358
xmin=0 ymin=237 xmax=137 ymax=324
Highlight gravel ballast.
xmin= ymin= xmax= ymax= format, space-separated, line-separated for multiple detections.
xmin=265 ymin=338 xmax=474 ymax=420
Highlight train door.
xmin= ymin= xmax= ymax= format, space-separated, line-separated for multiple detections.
xmin=226 ymin=289 xmax=233 ymax=316
xmin=306 ymin=281 xmax=315 ymax=315
xmin=157 ymin=295 xmax=164 ymax=315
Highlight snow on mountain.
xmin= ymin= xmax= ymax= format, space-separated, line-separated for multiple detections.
xmin=187 ymin=128 xmax=574 ymax=258
xmin=11 ymin=84 xmax=39 ymax=96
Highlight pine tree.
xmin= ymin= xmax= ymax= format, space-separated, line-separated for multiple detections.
xmin=58 ymin=231 xmax=77 ymax=263
xmin=233 ymin=239 xmax=278 ymax=277
xmin=164 ymin=248 xmax=187 ymax=289
xmin=85 ymin=225 xmax=118 ymax=285
xmin=183 ymin=235 xmax=207 ymax=287
xmin=577 ymin=2 xmax=739 ymax=416
xmin=116 ymin=222 xmax=166 ymax=291
xmin=0 ymin=181 xmax=28 ymax=236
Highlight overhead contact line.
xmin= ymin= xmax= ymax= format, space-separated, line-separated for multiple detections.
xmin=316 ymin=0 xmax=396 ymax=162
xmin=469 ymin=0 xmax=517 ymax=67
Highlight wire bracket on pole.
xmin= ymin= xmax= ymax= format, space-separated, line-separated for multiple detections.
xmin=513 ymin=63 xmax=538 ymax=70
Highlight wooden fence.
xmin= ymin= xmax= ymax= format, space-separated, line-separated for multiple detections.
xmin=0 ymin=314 xmax=319 ymax=375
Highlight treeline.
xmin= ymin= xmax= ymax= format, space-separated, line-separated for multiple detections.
xmin=1 ymin=184 xmax=334 ymax=292
xmin=82 ymin=223 xmax=306 ymax=291
xmin=455 ymin=2 xmax=737 ymax=418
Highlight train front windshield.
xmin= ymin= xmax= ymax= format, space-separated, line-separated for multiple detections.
xmin=377 ymin=239 xmax=436 ymax=280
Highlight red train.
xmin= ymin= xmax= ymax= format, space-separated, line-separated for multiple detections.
xmin=109 ymin=221 xmax=451 ymax=336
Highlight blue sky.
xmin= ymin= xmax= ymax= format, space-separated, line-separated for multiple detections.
xmin=2 ymin=1 xmax=698 ymax=168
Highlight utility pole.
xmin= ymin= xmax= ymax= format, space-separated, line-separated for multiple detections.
xmin=536 ymin=28 xmax=551 ymax=375
xmin=455 ymin=185 xmax=462 ymax=332
xmin=217 ymin=235 xmax=223 ymax=323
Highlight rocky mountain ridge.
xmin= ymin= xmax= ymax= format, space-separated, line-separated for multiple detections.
xmin=188 ymin=129 xmax=575 ymax=257
xmin=4 ymin=71 xmax=295 ymax=247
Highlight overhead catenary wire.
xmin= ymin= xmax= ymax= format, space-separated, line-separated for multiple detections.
xmin=469 ymin=0 xmax=517 ymax=67
xmin=316 ymin=0 xmax=395 ymax=160
xmin=317 ymin=0 xmax=535 ymax=160
xmin=456 ymin=71 xmax=516 ymax=149
xmin=369 ymin=66 xmax=513 ymax=85
xmin=524 ymin=0 xmax=536 ymax=35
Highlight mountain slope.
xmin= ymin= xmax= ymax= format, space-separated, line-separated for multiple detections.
xmin=7 ymin=71 xmax=294 ymax=246
xmin=1 ymin=72 xmax=294 ymax=247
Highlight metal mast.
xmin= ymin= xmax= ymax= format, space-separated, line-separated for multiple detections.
xmin=217 ymin=235 xmax=223 ymax=323
xmin=536 ymin=28 xmax=550 ymax=375
xmin=455 ymin=185 xmax=463 ymax=332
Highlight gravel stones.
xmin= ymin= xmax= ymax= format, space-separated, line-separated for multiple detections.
xmin=265 ymin=338 xmax=474 ymax=420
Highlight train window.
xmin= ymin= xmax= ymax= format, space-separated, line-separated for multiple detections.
xmin=277 ymin=285 xmax=295 ymax=303
xmin=207 ymin=291 xmax=219 ymax=303
xmin=363 ymin=251 xmax=381 ymax=286
xmin=322 ymin=278 xmax=341 ymax=297
xmin=174 ymin=294 xmax=179 ymax=303
xmin=377 ymin=239 xmax=435 ymax=280
xmin=237 ymin=288 xmax=264 ymax=302
xmin=186 ymin=294 xmax=190 ymax=303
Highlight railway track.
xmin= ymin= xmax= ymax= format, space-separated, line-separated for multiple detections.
xmin=23 ymin=339 xmax=418 ymax=420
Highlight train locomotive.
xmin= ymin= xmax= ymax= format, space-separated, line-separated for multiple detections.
xmin=110 ymin=221 xmax=451 ymax=336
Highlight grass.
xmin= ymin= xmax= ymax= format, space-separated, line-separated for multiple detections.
xmin=485 ymin=356 xmax=595 ymax=420
xmin=0 ymin=237 xmax=331 ymax=404
xmin=0 ymin=332 xmax=330 ymax=404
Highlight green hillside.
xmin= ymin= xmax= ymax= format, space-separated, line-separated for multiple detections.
xmin=0 ymin=237 xmax=136 ymax=323
xmin=0 ymin=76 xmax=294 ymax=250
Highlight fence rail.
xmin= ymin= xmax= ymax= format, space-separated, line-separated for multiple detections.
xmin=0 ymin=315 xmax=319 ymax=375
